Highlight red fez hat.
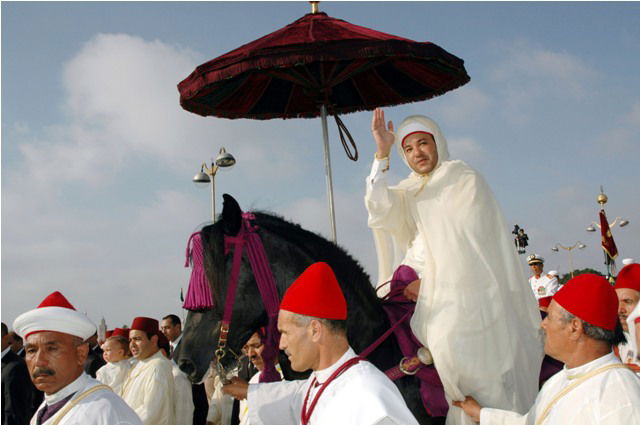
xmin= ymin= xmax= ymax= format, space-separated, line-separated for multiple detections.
xmin=130 ymin=317 xmax=159 ymax=335
xmin=38 ymin=291 xmax=76 ymax=309
xmin=538 ymin=296 xmax=553 ymax=308
xmin=553 ymin=274 xmax=618 ymax=331
xmin=280 ymin=262 xmax=347 ymax=320
xmin=614 ymin=264 xmax=640 ymax=292
xmin=112 ymin=328 xmax=130 ymax=338
xmin=105 ymin=330 xmax=114 ymax=339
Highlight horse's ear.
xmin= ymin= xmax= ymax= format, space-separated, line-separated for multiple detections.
xmin=222 ymin=194 xmax=242 ymax=236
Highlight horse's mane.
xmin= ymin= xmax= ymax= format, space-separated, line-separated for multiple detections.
xmin=201 ymin=210 xmax=373 ymax=310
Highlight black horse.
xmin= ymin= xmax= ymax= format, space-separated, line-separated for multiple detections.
xmin=176 ymin=194 xmax=442 ymax=424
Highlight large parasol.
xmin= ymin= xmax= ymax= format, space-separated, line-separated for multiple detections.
xmin=178 ymin=2 xmax=470 ymax=242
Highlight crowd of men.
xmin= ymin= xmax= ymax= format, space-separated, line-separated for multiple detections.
xmin=3 ymin=109 xmax=640 ymax=425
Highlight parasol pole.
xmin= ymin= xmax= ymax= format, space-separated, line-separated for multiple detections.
xmin=320 ymin=104 xmax=338 ymax=243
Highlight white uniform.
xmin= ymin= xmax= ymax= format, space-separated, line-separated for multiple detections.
xmin=247 ymin=347 xmax=419 ymax=425
xmin=96 ymin=358 xmax=133 ymax=396
xmin=529 ymin=275 xmax=559 ymax=300
xmin=121 ymin=351 xmax=176 ymax=425
xmin=170 ymin=361 xmax=194 ymax=425
xmin=479 ymin=352 xmax=640 ymax=424
xmin=239 ymin=365 xmax=283 ymax=425
xmin=366 ymin=154 xmax=542 ymax=425
xmin=32 ymin=372 xmax=141 ymax=425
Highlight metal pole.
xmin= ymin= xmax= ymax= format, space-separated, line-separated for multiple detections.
xmin=320 ymin=104 xmax=337 ymax=243
xmin=211 ymin=172 xmax=216 ymax=222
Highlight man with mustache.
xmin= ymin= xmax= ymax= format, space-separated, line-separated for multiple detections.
xmin=365 ymin=108 xmax=542 ymax=424
xmin=454 ymin=274 xmax=640 ymax=424
xmin=12 ymin=291 xmax=141 ymax=425
xmin=223 ymin=262 xmax=419 ymax=425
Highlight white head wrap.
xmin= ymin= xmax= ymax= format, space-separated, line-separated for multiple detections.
xmin=13 ymin=291 xmax=96 ymax=340
xmin=394 ymin=115 xmax=450 ymax=174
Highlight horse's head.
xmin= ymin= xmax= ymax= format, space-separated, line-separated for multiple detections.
xmin=177 ymin=194 xmax=384 ymax=383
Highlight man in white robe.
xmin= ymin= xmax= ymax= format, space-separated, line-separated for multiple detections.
xmin=121 ymin=317 xmax=176 ymax=425
xmin=158 ymin=331 xmax=195 ymax=425
xmin=613 ymin=263 xmax=640 ymax=372
xmin=455 ymin=273 xmax=640 ymax=424
xmin=526 ymin=255 xmax=559 ymax=300
xmin=13 ymin=291 xmax=141 ymax=425
xmin=365 ymin=109 xmax=543 ymax=424
xmin=96 ymin=334 xmax=133 ymax=396
xmin=222 ymin=262 xmax=419 ymax=425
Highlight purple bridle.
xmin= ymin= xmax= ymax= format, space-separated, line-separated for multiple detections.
xmin=216 ymin=212 xmax=282 ymax=383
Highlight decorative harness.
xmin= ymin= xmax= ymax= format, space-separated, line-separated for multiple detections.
xmin=216 ymin=212 xmax=282 ymax=382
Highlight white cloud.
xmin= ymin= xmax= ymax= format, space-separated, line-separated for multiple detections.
xmin=447 ymin=136 xmax=486 ymax=165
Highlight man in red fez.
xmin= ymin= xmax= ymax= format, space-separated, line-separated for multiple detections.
xmin=613 ymin=263 xmax=640 ymax=371
xmin=223 ymin=262 xmax=419 ymax=425
xmin=121 ymin=317 xmax=176 ymax=425
xmin=454 ymin=274 xmax=640 ymax=424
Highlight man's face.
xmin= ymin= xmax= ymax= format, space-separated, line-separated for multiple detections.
xmin=129 ymin=330 xmax=157 ymax=360
xmin=25 ymin=331 xmax=88 ymax=395
xmin=278 ymin=310 xmax=316 ymax=372
xmin=616 ymin=288 xmax=640 ymax=333
xmin=530 ymin=263 xmax=543 ymax=277
xmin=160 ymin=319 xmax=181 ymax=342
xmin=102 ymin=339 xmax=125 ymax=363
xmin=402 ymin=132 xmax=439 ymax=175
xmin=541 ymin=300 xmax=572 ymax=362
xmin=243 ymin=332 xmax=265 ymax=371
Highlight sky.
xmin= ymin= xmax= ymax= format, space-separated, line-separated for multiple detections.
xmin=2 ymin=1 xmax=639 ymax=329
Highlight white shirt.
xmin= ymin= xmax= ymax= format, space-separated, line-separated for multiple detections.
xmin=32 ymin=372 xmax=141 ymax=425
xmin=479 ymin=352 xmax=640 ymax=425
xmin=170 ymin=334 xmax=183 ymax=357
xmin=529 ymin=275 xmax=559 ymax=300
xmin=170 ymin=361 xmax=194 ymax=425
xmin=121 ymin=350 xmax=176 ymax=425
xmin=96 ymin=358 xmax=133 ymax=396
xmin=247 ymin=347 xmax=419 ymax=425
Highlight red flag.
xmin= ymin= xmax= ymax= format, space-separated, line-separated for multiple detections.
xmin=600 ymin=210 xmax=618 ymax=262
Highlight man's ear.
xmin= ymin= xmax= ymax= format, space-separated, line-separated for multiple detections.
xmin=151 ymin=334 xmax=159 ymax=346
xmin=568 ymin=317 xmax=584 ymax=341
xmin=309 ymin=319 xmax=323 ymax=343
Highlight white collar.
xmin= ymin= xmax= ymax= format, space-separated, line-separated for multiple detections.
xmin=563 ymin=351 xmax=619 ymax=380
xmin=1 ymin=347 xmax=11 ymax=359
xmin=44 ymin=372 xmax=91 ymax=405
xmin=312 ymin=346 xmax=356 ymax=385
xmin=170 ymin=334 xmax=183 ymax=348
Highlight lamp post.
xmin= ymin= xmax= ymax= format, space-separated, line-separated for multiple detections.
xmin=585 ymin=187 xmax=630 ymax=282
xmin=193 ymin=147 xmax=236 ymax=221
xmin=551 ymin=242 xmax=586 ymax=278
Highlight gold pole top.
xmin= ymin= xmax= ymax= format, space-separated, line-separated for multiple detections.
xmin=597 ymin=185 xmax=608 ymax=206
xmin=310 ymin=1 xmax=319 ymax=14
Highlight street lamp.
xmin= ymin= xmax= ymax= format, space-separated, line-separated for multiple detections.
xmin=193 ymin=147 xmax=236 ymax=221
xmin=586 ymin=217 xmax=629 ymax=232
xmin=551 ymin=242 xmax=586 ymax=278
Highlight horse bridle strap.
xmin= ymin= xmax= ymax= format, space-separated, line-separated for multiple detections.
xmin=217 ymin=212 xmax=282 ymax=382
